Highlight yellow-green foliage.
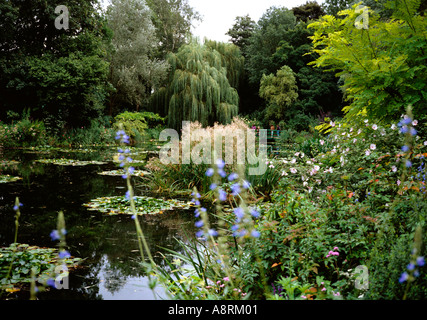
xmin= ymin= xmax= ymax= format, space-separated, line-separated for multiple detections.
xmin=113 ymin=111 xmax=148 ymax=139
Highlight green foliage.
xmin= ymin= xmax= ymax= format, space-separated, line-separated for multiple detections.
xmin=113 ymin=111 xmax=149 ymax=142
xmin=0 ymin=0 xmax=111 ymax=128
xmin=245 ymin=6 xmax=297 ymax=86
xmin=259 ymin=65 xmax=299 ymax=121
xmin=0 ymin=243 xmax=81 ymax=287
xmin=291 ymin=1 xmax=326 ymax=22
xmin=150 ymin=40 xmax=243 ymax=130
xmin=146 ymin=0 xmax=202 ymax=55
xmin=308 ymin=3 xmax=427 ymax=123
xmin=0 ymin=114 xmax=47 ymax=148
xmin=226 ymin=15 xmax=257 ymax=56
xmin=106 ymin=0 xmax=169 ymax=112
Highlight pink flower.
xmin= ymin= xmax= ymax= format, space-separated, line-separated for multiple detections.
xmin=333 ymin=247 xmax=339 ymax=250
xmin=223 ymin=277 xmax=230 ymax=282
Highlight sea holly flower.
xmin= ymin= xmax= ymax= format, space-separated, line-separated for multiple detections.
xmin=242 ymin=180 xmax=251 ymax=189
xmin=417 ymin=256 xmax=425 ymax=267
xmin=406 ymin=160 xmax=412 ymax=168
xmin=208 ymin=229 xmax=218 ymax=236
xmin=250 ymin=208 xmax=260 ymax=218
xmin=218 ymin=189 xmax=227 ymax=201
xmin=407 ymin=263 xmax=416 ymax=271
xmin=13 ymin=203 xmax=23 ymax=211
xmin=234 ymin=207 xmax=245 ymax=221
xmin=195 ymin=220 xmax=204 ymax=228
xmin=216 ymin=159 xmax=225 ymax=169
xmin=228 ymin=172 xmax=238 ymax=182
xmin=231 ymin=183 xmax=241 ymax=196
xmin=205 ymin=168 xmax=214 ymax=177
xmin=399 ymin=272 xmax=409 ymax=283
xmin=46 ymin=278 xmax=56 ymax=288
xmin=410 ymin=127 xmax=417 ymax=136
xmin=209 ymin=183 xmax=217 ymax=190
xmin=402 ymin=145 xmax=409 ymax=152
xmin=58 ymin=250 xmax=71 ymax=259
xmin=50 ymin=230 xmax=60 ymax=241
xmin=251 ymin=230 xmax=260 ymax=238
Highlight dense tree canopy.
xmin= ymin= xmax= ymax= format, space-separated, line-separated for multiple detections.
xmin=0 ymin=0 xmax=110 ymax=129
xmin=106 ymin=0 xmax=169 ymax=113
xmin=309 ymin=2 xmax=427 ymax=122
xmin=146 ymin=0 xmax=202 ymax=56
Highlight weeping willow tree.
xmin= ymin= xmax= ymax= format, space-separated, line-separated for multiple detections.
xmin=150 ymin=40 xmax=244 ymax=130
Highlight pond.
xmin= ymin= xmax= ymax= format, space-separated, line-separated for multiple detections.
xmin=0 ymin=145 xmax=197 ymax=300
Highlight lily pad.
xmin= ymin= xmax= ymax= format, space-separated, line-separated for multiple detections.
xmin=0 ymin=243 xmax=82 ymax=290
xmin=98 ymin=169 xmax=151 ymax=177
xmin=0 ymin=174 xmax=22 ymax=183
xmin=83 ymin=195 xmax=193 ymax=215
xmin=35 ymin=158 xmax=108 ymax=166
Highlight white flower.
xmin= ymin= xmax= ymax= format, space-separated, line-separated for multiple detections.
xmin=391 ymin=124 xmax=396 ymax=130
xmin=314 ymin=165 xmax=320 ymax=171
xmin=330 ymin=121 xmax=335 ymax=127
xmin=424 ymin=141 xmax=427 ymax=146
xmin=365 ymin=150 xmax=371 ymax=156
xmin=290 ymin=168 xmax=297 ymax=174
xmin=372 ymin=124 xmax=378 ymax=130
xmin=412 ymin=120 xmax=418 ymax=126
xmin=269 ymin=164 xmax=275 ymax=168
xmin=281 ymin=170 xmax=288 ymax=176
xmin=290 ymin=158 xmax=296 ymax=164
xmin=391 ymin=165 xmax=397 ymax=172
xmin=320 ymin=140 xmax=325 ymax=145
xmin=364 ymin=119 xmax=369 ymax=123
xmin=353 ymin=138 xmax=357 ymax=144
xmin=370 ymin=144 xmax=376 ymax=150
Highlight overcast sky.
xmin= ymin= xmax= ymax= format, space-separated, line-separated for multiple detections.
xmin=187 ymin=0 xmax=325 ymax=43
xmin=101 ymin=0 xmax=324 ymax=43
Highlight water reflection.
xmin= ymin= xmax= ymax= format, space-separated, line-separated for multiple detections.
xmin=0 ymin=147 xmax=196 ymax=300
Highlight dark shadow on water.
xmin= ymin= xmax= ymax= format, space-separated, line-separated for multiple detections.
xmin=0 ymin=147 xmax=196 ymax=300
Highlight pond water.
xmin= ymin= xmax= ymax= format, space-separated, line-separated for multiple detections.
xmin=0 ymin=146 xmax=196 ymax=300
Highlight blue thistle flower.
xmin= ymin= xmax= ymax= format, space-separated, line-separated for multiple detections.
xmin=399 ymin=272 xmax=409 ymax=283
xmin=228 ymin=172 xmax=238 ymax=182
xmin=231 ymin=183 xmax=241 ymax=196
xmin=218 ymin=189 xmax=227 ymax=202
xmin=205 ymin=168 xmax=214 ymax=177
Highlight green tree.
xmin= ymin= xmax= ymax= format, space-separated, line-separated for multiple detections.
xmin=0 ymin=0 xmax=110 ymax=128
xmin=308 ymin=2 xmax=427 ymax=122
xmin=292 ymin=1 xmax=325 ymax=22
xmin=226 ymin=15 xmax=257 ymax=57
xmin=150 ymin=41 xmax=242 ymax=130
xmin=259 ymin=65 xmax=299 ymax=121
xmin=273 ymin=22 xmax=344 ymax=119
xmin=146 ymin=0 xmax=202 ymax=56
xmin=245 ymin=6 xmax=297 ymax=86
xmin=106 ymin=0 xmax=169 ymax=113
xmin=322 ymin=0 xmax=354 ymax=16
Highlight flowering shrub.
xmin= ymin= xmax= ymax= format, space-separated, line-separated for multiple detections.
xmin=0 ymin=119 xmax=46 ymax=148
